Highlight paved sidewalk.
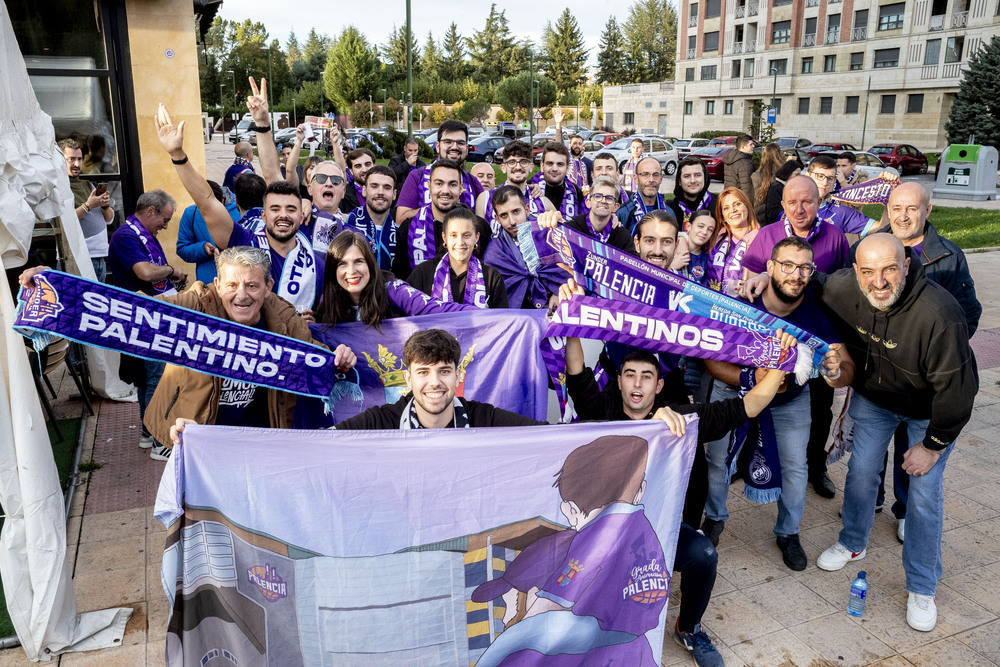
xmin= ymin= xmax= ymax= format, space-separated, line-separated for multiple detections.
xmin=2 ymin=252 xmax=1000 ymax=666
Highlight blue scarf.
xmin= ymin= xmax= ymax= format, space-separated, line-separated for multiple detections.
xmin=726 ymin=368 xmax=783 ymax=504
xmin=345 ymin=205 xmax=396 ymax=271
xmin=627 ymin=190 xmax=666 ymax=235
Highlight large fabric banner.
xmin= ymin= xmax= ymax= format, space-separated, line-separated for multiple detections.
xmin=309 ymin=309 xmax=551 ymax=424
xmin=155 ymin=420 xmax=698 ymax=666
xmin=830 ymin=175 xmax=900 ymax=206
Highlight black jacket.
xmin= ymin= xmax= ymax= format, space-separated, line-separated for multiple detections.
xmin=388 ymin=153 xmax=426 ymax=194
xmin=852 ymin=221 xmax=981 ymax=336
xmin=407 ymin=258 xmax=509 ymax=308
xmin=722 ymin=148 xmax=754 ymax=201
xmin=336 ymin=395 xmax=543 ymax=429
xmin=566 ymin=213 xmax=637 ymax=255
xmin=813 ymin=252 xmax=978 ymax=449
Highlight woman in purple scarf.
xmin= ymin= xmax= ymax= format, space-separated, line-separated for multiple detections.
xmin=706 ymin=188 xmax=760 ymax=297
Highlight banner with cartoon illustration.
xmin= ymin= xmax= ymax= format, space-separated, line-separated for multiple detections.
xmin=309 ymin=309 xmax=551 ymax=424
xmin=154 ymin=419 xmax=697 ymax=666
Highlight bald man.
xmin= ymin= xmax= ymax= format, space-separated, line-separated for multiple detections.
xmin=223 ymin=141 xmax=255 ymax=191
xmin=616 ymin=156 xmax=666 ymax=234
xmin=812 ymin=233 xmax=978 ymax=632
xmin=470 ymin=162 xmax=496 ymax=192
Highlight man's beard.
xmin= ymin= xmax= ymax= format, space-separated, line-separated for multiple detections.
xmin=771 ymin=275 xmax=806 ymax=304
xmin=861 ymin=279 xmax=905 ymax=310
xmin=571 ymin=146 xmax=583 ymax=157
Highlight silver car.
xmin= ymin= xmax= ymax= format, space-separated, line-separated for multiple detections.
xmin=602 ymin=135 xmax=680 ymax=176
xmin=673 ymin=138 xmax=711 ymax=156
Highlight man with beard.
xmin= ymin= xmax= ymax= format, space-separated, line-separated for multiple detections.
xmin=341 ymin=148 xmax=376 ymax=213
xmin=701 ymin=237 xmax=853 ymax=571
xmin=392 ymin=160 xmax=491 ymax=278
xmin=395 ymin=120 xmax=484 ymax=224
xmin=388 ymin=137 xmax=425 ymax=193
xmin=475 ymin=140 xmax=551 ymax=232
xmin=616 ymin=156 xmax=666 ymax=234
xmin=633 ymin=209 xmax=679 ymax=271
xmin=668 ymin=157 xmax=716 ymax=232
xmin=814 ymin=234 xmax=977 ymax=632
xmin=155 ymin=103 xmax=324 ymax=318
xmin=536 ymin=177 xmax=635 ymax=254
xmin=344 ymin=165 xmax=398 ymax=271
xmin=531 ymin=142 xmax=587 ymax=221
xmin=60 ymin=137 xmax=114 ymax=281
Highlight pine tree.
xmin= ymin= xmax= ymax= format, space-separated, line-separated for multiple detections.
xmin=945 ymin=35 xmax=1000 ymax=149
xmin=302 ymin=28 xmax=333 ymax=81
xmin=325 ymin=27 xmax=381 ymax=111
xmin=422 ymin=32 xmax=441 ymax=80
xmin=469 ymin=4 xmax=518 ymax=83
xmin=624 ymin=0 xmax=678 ymax=82
xmin=384 ymin=24 xmax=420 ymax=78
xmin=541 ymin=9 xmax=589 ymax=94
xmin=441 ymin=23 xmax=467 ymax=81
xmin=596 ymin=17 xmax=629 ymax=84
xmin=286 ymin=31 xmax=302 ymax=69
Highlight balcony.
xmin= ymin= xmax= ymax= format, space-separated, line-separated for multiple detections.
xmin=828 ymin=0 xmax=841 ymax=3
xmin=825 ymin=28 xmax=840 ymax=43
xmin=951 ymin=11 xmax=968 ymax=28
xmin=689 ymin=15 xmax=699 ymax=27
xmin=806 ymin=0 xmax=820 ymax=6
xmin=731 ymin=78 xmax=755 ymax=89
xmin=748 ymin=0 xmax=759 ymax=16
xmin=921 ymin=64 xmax=939 ymax=79
xmin=942 ymin=62 xmax=964 ymax=77
xmin=929 ymin=14 xmax=945 ymax=30
xmin=852 ymin=26 xmax=867 ymax=41
xmin=733 ymin=41 xmax=744 ymax=53
xmin=687 ymin=48 xmax=697 ymax=58
xmin=736 ymin=5 xmax=745 ymax=17
xmin=803 ymin=32 xmax=817 ymax=46
xmin=746 ymin=39 xmax=757 ymax=52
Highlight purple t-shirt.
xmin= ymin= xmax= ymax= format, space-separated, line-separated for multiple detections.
xmin=742 ymin=220 xmax=849 ymax=275
xmin=396 ymin=164 xmax=484 ymax=210
xmin=537 ymin=503 xmax=667 ymax=636
xmin=108 ymin=225 xmax=170 ymax=294
xmin=228 ymin=224 xmax=325 ymax=309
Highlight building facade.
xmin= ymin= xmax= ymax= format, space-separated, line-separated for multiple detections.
xmin=604 ymin=0 xmax=1000 ymax=151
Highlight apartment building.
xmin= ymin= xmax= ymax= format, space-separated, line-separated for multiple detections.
xmin=603 ymin=0 xmax=1000 ymax=150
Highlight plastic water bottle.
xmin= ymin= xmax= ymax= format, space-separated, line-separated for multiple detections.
xmin=847 ymin=571 xmax=868 ymax=616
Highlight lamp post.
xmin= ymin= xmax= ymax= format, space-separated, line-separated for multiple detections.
xmin=369 ymin=93 xmax=374 ymax=128
xmin=227 ymin=69 xmax=235 ymax=120
xmin=406 ymin=0 xmax=413 ymax=136
xmin=529 ymin=52 xmax=535 ymax=142
xmin=576 ymin=86 xmax=580 ymax=131
xmin=259 ymin=46 xmax=274 ymax=130
xmin=292 ymin=98 xmax=296 ymax=126
xmin=381 ymin=88 xmax=387 ymax=128
xmin=770 ymin=66 xmax=778 ymax=137
xmin=590 ymin=101 xmax=596 ymax=130
xmin=400 ymin=91 xmax=405 ymax=129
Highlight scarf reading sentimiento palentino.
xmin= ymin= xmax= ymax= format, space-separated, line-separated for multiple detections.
xmin=431 ymin=255 xmax=488 ymax=308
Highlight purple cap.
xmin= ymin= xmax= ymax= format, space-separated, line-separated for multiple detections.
xmin=471 ymin=530 xmax=574 ymax=603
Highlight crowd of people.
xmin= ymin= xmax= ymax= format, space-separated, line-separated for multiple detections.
xmin=33 ymin=75 xmax=981 ymax=667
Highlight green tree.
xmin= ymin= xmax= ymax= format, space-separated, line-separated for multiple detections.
xmin=351 ymin=99 xmax=380 ymax=127
xmin=301 ymin=29 xmax=332 ymax=80
xmin=385 ymin=97 xmax=404 ymax=125
xmin=384 ymin=24 xmax=420 ymax=79
xmin=455 ymin=97 xmax=492 ymax=124
xmin=496 ymin=71 xmax=557 ymax=118
xmin=469 ymin=4 xmax=519 ymax=83
xmin=429 ymin=102 xmax=452 ymax=123
xmin=441 ymin=23 xmax=468 ymax=80
xmin=286 ymin=31 xmax=302 ymax=69
xmin=596 ymin=17 xmax=629 ymax=84
xmin=945 ymin=35 xmax=1000 ymax=149
xmin=421 ymin=32 xmax=441 ymax=79
xmin=496 ymin=109 xmax=514 ymax=122
xmin=325 ymin=27 xmax=381 ymax=112
xmin=624 ymin=0 xmax=678 ymax=82
xmin=541 ymin=9 xmax=589 ymax=94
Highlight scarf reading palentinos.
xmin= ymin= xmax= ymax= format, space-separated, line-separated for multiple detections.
xmin=123 ymin=216 xmax=176 ymax=296
xmin=16 ymin=271 xmax=341 ymax=406
xmin=417 ymin=163 xmax=477 ymax=209
xmin=726 ymin=368 xmax=784 ymax=504
xmin=830 ymin=175 xmax=899 ymax=206
xmin=431 ymin=255 xmax=488 ymax=308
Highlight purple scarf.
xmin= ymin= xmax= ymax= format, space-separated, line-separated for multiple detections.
xmin=567 ymin=156 xmax=589 ymax=191
xmin=584 ymin=214 xmax=613 ymax=243
xmin=674 ymin=190 xmax=712 ymax=231
xmin=530 ymin=173 xmax=584 ymax=219
xmin=484 ymin=185 xmax=545 ymax=237
xmin=124 ymin=215 xmax=174 ymax=295
xmin=483 ymin=224 xmax=564 ymax=309
xmin=707 ymin=233 xmax=752 ymax=297
xmin=784 ymin=216 xmax=823 ymax=243
xmin=627 ymin=190 xmax=666 ymax=234
xmin=431 ymin=254 xmax=488 ymax=308
xmin=830 ymin=175 xmax=899 ymax=206
xmin=406 ymin=205 xmax=437 ymax=273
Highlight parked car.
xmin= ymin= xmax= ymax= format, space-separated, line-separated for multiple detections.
xmin=867 ymin=143 xmax=929 ymax=175
xmin=528 ymin=134 xmax=557 ymax=164
xmin=229 ymin=119 xmax=252 ymax=144
xmin=466 ymin=135 xmax=511 ymax=163
xmin=807 ymin=142 xmax=858 ymax=157
xmin=590 ymin=132 xmax=625 ymax=145
xmin=708 ymin=136 xmax=739 ymax=146
xmin=603 ymin=135 xmax=679 ymax=175
xmin=777 ymin=136 xmax=814 ymax=150
xmin=690 ymin=146 xmax=730 ymax=180
xmin=811 ymin=151 xmax=900 ymax=181
xmin=673 ymin=138 xmax=711 ymax=156
xmin=273 ymin=127 xmax=298 ymax=145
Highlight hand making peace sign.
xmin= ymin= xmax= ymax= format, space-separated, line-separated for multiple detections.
xmin=247 ymin=76 xmax=269 ymax=125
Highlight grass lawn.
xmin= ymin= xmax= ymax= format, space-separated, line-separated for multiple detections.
xmin=0 ymin=417 xmax=81 ymax=638
xmin=862 ymin=204 xmax=1000 ymax=250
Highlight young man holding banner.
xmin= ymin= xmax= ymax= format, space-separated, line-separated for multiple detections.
xmin=536 ymin=177 xmax=637 ymax=255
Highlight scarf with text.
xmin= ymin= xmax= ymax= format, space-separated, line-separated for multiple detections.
xmin=567 ymin=155 xmax=589 ymax=191
xmin=483 ymin=223 xmax=565 ymax=309
xmin=247 ymin=228 xmax=317 ymax=312
xmin=673 ymin=190 xmax=713 ymax=231
xmin=707 ymin=233 xmax=751 ymax=298
xmin=726 ymin=368 xmax=784 ymax=504
xmin=530 ymin=173 xmax=584 ymax=220
xmin=830 ymin=174 xmax=900 ymax=206
xmin=431 ymin=254 xmax=488 ymax=308
xmin=124 ymin=216 xmax=175 ymax=296
xmin=406 ymin=204 xmax=438 ymax=273
xmin=345 ymin=205 xmax=396 ymax=271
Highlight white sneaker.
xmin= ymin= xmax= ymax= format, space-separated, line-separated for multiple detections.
xmin=149 ymin=444 xmax=172 ymax=462
xmin=907 ymin=592 xmax=936 ymax=631
xmin=138 ymin=434 xmax=154 ymax=449
xmin=817 ymin=542 xmax=867 ymax=571
xmin=897 ymin=519 xmax=905 ymax=543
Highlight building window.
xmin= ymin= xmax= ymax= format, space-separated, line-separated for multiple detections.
xmin=690 ymin=3 xmax=699 ymax=21
xmin=845 ymin=95 xmax=860 ymax=114
xmin=798 ymin=97 xmax=811 ymax=114
xmin=660 ymin=101 xmax=667 ymax=108
xmin=624 ymin=112 xmax=635 ymax=124
xmin=724 ymin=99 xmax=734 ymax=114
xmin=907 ymin=93 xmax=924 ymax=113
xmin=945 ymin=36 xmax=964 ymax=63
xmin=878 ymin=2 xmax=905 ymax=30
xmin=924 ymin=39 xmax=941 ymax=65
xmin=854 ymin=9 xmax=869 ymax=33
xmin=824 ymin=54 xmax=837 ymax=72
xmin=774 ymin=0 xmax=792 ymax=6
xmin=686 ymin=67 xmax=695 ymax=81
xmin=645 ymin=102 xmax=653 ymax=108
xmin=873 ymin=48 xmax=900 ymax=68
xmin=744 ymin=58 xmax=755 ymax=77
xmin=801 ymin=56 xmax=814 ymax=73
xmin=880 ymin=94 xmax=896 ymax=114
xmin=732 ymin=60 xmax=742 ymax=78
xmin=684 ymin=101 xmax=693 ymax=115
xmin=769 ymin=58 xmax=788 ymax=75
xmin=701 ymin=65 xmax=718 ymax=80
xmin=820 ymin=96 xmax=833 ymax=114
xmin=850 ymin=52 xmax=864 ymax=70
xmin=704 ymin=31 xmax=720 ymax=52
xmin=688 ymin=35 xmax=697 ymax=50
xmin=706 ymin=100 xmax=716 ymax=114
xmin=706 ymin=0 xmax=721 ymax=18
xmin=772 ymin=20 xmax=791 ymax=44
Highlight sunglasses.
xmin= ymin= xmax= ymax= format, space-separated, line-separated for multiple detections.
xmin=312 ymin=173 xmax=344 ymax=186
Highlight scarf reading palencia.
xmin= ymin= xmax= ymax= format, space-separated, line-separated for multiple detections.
xmin=431 ymin=255 xmax=487 ymax=308
xmin=124 ymin=216 xmax=176 ymax=296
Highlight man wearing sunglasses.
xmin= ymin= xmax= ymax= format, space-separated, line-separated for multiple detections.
xmin=301 ymin=161 xmax=347 ymax=257
xmin=536 ymin=177 xmax=637 ymax=255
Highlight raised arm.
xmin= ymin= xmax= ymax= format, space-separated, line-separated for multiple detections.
xmin=329 ymin=124 xmax=347 ymax=173
xmin=247 ymin=77 xmax=281 ymax=185
xmin=553 ymin=106 xmax=564 ymax=144
xmin=284 ymin=125 xmax=306 ymax=191
xmin=154 ymin=104 xmax=234 ymax=249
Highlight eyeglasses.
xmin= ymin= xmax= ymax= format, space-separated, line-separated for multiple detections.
xmin=504 ymin=159 xmax=532 ymax=169
xmin=636 ymin=171 xmax=661 ymax=178
xmin=589 ymin=193 xmax=618 ymax=204
xmin=776 ymin=261 xmax=816 ymax=277
xmin=808 ymin=171 xmax=835 ymax=183
xmin=312 ymin=173 xmax=344 ymax=185
xmin=438 ymin=139 xmax=468 ymax=148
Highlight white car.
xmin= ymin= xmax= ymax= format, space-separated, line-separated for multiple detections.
xmin=811 ymin=151 xmax=900 ymax=182
xmin=603 ymin=135 xmax=680 ymax=176
xmin=673 ymin=138 xmax=711 ymax=156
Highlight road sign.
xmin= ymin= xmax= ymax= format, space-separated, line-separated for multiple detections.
xmin=533 ymin=110 xmax=543 ymax=120
xmin=766 ymin=107 xmax=777 ymax=124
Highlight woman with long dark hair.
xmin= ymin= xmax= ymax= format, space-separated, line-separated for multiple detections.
xmin=315 ymin=231 xmax=393 ymax=330
xmin=751 ymin=143 xmax=784 ymax=219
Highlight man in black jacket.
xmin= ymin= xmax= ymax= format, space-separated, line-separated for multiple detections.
xmin=814 ymin=234 xmax=978 ymax=633
xmin=387 ymin=138 xmax=425 ymax=196
xmin=722 ymin=134 xmax=755 ymax=201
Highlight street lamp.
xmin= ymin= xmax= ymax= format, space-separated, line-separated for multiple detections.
xmin=381 ymin=88 xmax=387 ymax=127
xmin=770 ymin=66 xmax=779 ymax=136
xmin=590 ymin=101 xmax=597 ymax=130
xmin=400 ymin=90 xmax=405 ymax=129
xmin=369 ymin=93 xmax=374 ymax=128
xmin=292 ymin=98 xmax=297 ymax=126
xmin=227 ymin=69 xmax=235 ymax=120
xmin=320 ymin=70 xmax=326 ymax=120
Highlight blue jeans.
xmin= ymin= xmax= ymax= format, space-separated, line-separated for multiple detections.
xmin=91 ymin=257 xmax=107 ymax=283
xmin=704 ymin=383 xmax=811 ymax=536
xmin=136 ymin=359 xmax=165 ymax=439
xmin=839 ymin=392 xmax=954 ymax=596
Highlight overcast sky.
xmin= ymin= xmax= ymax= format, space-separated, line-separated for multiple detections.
xmin=218 ymin=0 xmax=624 ymax=68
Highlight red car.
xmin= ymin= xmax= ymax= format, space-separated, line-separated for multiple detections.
xmin=807 ymin=142 xmax=858 ymax=157
xmin=867 ymin=143 xmax=929 ymax=175
xmin=590 ymin=132 xmax=624 ymax=145
xmin=691 ymin=146 xmax=730 ymax=180
xmin=707 ymin=136 xmax=739 ymax=147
